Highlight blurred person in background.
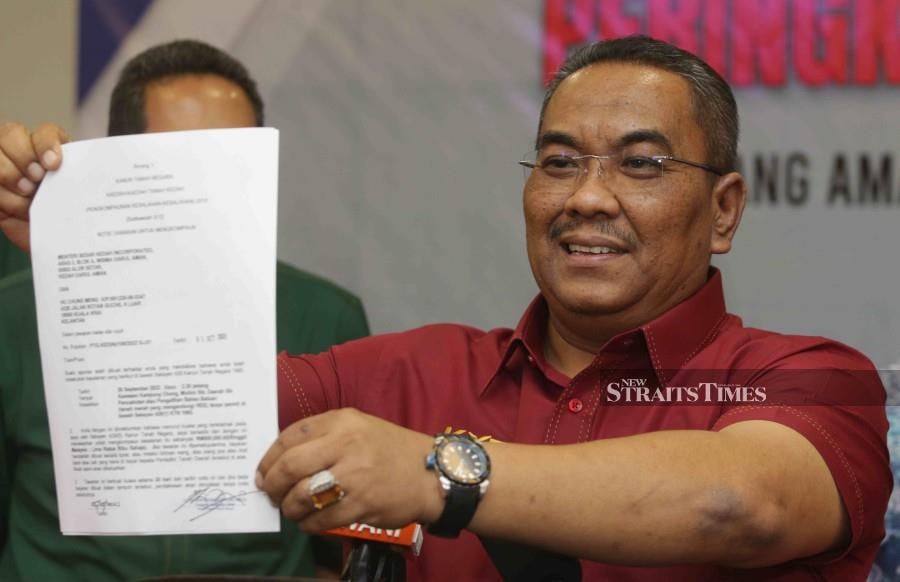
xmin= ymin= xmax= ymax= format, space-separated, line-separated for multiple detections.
xmin=0 ymin=40 xmax=367 ymax=580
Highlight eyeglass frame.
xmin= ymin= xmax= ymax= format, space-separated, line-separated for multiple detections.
xmin=518 ymin=151 xmax=724 ymax=185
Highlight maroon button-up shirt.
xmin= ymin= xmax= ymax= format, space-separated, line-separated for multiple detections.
xmin=278 ymin=270 xmax=890 ymax=581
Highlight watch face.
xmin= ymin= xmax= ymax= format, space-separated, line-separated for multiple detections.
xmin=437 ymin=437 xmax=489 ymax=485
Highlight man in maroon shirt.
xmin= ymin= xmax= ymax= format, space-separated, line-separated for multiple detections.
xmin=256 ymin=37 xmax=890 ymax=580
xmin=0 ymin=36 xmax=890 ymax=580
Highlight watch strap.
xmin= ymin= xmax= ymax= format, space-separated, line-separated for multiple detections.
xmin=427 ymin=482 xmax=480 ymax=538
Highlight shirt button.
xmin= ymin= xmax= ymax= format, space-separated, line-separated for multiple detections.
xmin=526 ymin=354 xmax=535 ymax=364
xmin=567 ymin=398 xmax=584 ymax=413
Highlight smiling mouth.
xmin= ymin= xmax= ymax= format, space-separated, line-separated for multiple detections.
xmin=564 ymin=243 xmax=624 ymax=256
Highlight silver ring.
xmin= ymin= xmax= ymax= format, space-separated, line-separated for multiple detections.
xmin=308 ymin=469 xmax=345 ymax=510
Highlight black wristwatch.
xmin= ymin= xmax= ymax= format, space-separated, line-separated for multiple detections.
xmin=425 ymin=433 xmax=491 ymax=538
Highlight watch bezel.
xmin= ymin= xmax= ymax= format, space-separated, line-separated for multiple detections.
xmin=433 ymin=434 xmax=491 ymax=486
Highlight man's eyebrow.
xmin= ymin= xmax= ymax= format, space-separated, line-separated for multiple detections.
xmin=535 ymin=129 xmax=674 ymax=153
xmin=613 ymin=129 xmax=674 ymax=152
xmin=535 ymin=131 xmax=580 ymax=151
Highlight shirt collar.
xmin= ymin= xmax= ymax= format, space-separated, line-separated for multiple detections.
xmin=480 ymin=268 xmax=728 ymax=394
xmin=639 ymin=267 xmax=728 ymax=380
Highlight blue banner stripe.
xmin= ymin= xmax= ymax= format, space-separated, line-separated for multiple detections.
xmin=78 ymin=0 xmax=155 ymax=104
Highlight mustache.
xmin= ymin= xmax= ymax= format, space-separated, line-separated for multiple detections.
xmin=549 ymin=219 xmax=638 ymax=250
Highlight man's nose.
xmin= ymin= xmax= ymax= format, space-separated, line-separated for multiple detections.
xmin=564 ymin=159 xmax=622 ymax=219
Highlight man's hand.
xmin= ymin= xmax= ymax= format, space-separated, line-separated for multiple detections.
xmin=256 ymin=408 xmax=442 ymax=532
xmin=0 ymin=122 xmax=70 ymax=252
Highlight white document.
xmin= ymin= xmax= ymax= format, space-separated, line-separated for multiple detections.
xmin=30 ymin=128 xmax=280 ymax=535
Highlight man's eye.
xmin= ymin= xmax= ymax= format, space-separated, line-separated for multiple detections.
xmin=539 ymin=156 xmax=580 ymax=177
xmin=621 ymin=156 xmax=663 ymax=176
xmin=542 ymin=156 xmax=578 ymax=168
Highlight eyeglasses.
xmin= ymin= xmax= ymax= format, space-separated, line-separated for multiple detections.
xmin=518 ymin=150 xmax=722 ymax=193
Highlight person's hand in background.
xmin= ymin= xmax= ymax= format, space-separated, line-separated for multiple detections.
xmin=0 ymin=122 xmax=70 ymax=252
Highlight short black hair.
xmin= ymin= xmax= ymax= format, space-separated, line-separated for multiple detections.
xmin=107 ymin=39 xmax=264 ymax=136
xmin=540 ymin=35 xmax=738 ymax=173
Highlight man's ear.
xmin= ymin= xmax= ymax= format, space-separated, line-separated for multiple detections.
xmin=709 ymin=172 xmax=746 ymax=255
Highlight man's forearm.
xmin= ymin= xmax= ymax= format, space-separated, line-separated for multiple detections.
xmin=459 ymin=421 xmax=845 ymax=568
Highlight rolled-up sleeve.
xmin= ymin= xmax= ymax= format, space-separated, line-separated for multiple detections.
xmin=713 ymin=365 xmax=891 ymax=564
